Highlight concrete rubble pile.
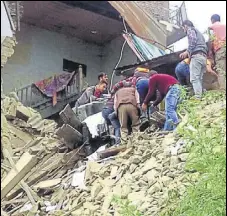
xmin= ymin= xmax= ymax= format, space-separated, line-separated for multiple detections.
xmin=1 ymin=93 xmax=192 ymax=216
xmin=1 ymin=94 xmax=85 ymax=215
xmin=59 ymin=132 xmax=194 ymax=216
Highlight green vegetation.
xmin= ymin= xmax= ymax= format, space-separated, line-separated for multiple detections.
xmin=163 ymin=90 xmax=226 ymax=216
xmin=112 ymin=196 xmax=142 ymax=216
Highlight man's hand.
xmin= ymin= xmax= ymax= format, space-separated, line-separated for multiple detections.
xmin=142 ymin=103 xmax=147 ymax=112
xmin=179 ymin=51 xmax=189 ymax=59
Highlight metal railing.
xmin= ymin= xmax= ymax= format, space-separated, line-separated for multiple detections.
xmin=16 ymin=70 xmax=82 ymax=109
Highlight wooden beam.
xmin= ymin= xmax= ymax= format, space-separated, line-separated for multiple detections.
xmin=1 ymin=152 xmax=38 ymax=199
xmin=97 ymin=146 xmax=126 ymax=159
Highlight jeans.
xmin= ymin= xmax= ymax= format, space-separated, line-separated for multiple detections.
xmin=190 ymin=54 xmax=207 ymax=99
xmin=136 ymin=79 xmax=149 ymax=118
xmin=175 ymin=62 xmax=190 ymax=85
xmin=164 ymin=85 xmax=181 ymax=131
xmin=102 ymin=107 xmax=121 ymax=138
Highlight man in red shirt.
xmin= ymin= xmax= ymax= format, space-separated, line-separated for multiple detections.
xmin=142 ymin=74 xmax=181 ymax=131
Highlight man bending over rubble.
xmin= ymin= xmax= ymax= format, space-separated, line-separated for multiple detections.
xmin=114 ymin=85 xmax=140 ymax=141
xmin=142 ymin=73 xmax=181 ymax=131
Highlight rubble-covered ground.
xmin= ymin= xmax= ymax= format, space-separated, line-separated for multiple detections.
xmin=1 ymin=90 xmax=226 ymax=216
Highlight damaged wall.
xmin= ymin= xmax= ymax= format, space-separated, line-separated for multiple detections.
xmin=2 ymin=23 xmax=138 ymax=93
xmin=2 ymin=23 xmax=103 ymax=93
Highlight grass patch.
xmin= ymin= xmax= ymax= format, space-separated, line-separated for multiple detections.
xmin=162 ymin=90 xmax=226 ymax=216
xmin=111 ymin=196 xmax=143 ymax=216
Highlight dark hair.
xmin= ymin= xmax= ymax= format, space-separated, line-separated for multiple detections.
xmin=98 ymin=72 xmax=106 ymax=81
xmin=182 ymin=20 xmax=194 ymax=27
xmin=211 ymin=14 xmax=221 ymax=22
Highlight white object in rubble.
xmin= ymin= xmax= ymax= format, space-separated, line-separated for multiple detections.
xmin=170 ymin=139 xmax=186 ymax=156
xmin=83 ymin=112 xmax=105 ymax=138
xmin=87 ymin=145 xmax=106 ymax=161
xmin=71 ymin=169 xmax=86 ymax=189
xmin=19 ymin=203 xmax=33 ymax=212
xmin=44 ymin=201 xmax=57 ymax=212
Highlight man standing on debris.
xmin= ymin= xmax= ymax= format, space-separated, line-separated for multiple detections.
xmin=114 ymin=85 xmax=140 ymax=141
xmin=179 ymin=20 xmax=208 ymax=100
xmin=75 ymin=81 xmax=107 ymax=108
xmin=142 ymin=73 xmax=181 ymax=131
xmin=208 ymin=14 xmax=226 ymax=90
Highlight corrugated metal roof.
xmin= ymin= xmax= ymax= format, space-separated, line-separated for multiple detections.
xmin=115 ymin=50 xmax=184 ymax=75
xmin=109 ymin=1 xmax=167 ymax=48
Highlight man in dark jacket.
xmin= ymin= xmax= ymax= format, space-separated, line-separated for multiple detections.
xmin=180 ymin=20 xmax=208 ymax=100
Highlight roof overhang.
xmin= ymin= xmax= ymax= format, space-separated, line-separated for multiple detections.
xmin=20 ymin=1 xmax=123 ymax=45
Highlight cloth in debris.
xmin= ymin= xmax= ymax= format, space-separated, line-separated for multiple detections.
xmin=82 ymin=112 xmax=106 ymax=138
xmin=143 ymin=74 xmax=179 ymax=105
xmin=34 ymin=71 xmax=75 ymax=106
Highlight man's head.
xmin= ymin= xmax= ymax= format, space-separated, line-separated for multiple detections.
xmin=182 ymin=20 xmax=194 ymax=33
xmin=96 ymin=81 xmax=107 ymax=93
xmin=149 ymin=70 xmax=158 ymax=77
xmin=98 ymin=73 xmax=108 ymax=84
xmin=211 ymin=14 xmax=221 ymax=24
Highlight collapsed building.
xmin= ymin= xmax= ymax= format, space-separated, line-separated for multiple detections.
xmin=1 ymin=1 xmax=222 ymax=215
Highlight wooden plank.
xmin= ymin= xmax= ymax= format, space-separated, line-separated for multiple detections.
xmin=59 ymin=104 xmax=82 ymax=131
xmin=78 ymin=65 xmax=83 ymax=92
xmin=1 ymin=152 xmax=38 ymax=199
xmin=97 ymin=146 xmax=127 ymax=159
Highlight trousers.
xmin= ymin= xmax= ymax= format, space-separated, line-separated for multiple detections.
xmin=164 ymin=85 xmax=181 ymax=131
xmin=189 ymin=54 xmax=207 ymax=99
xmin=118 ymin=103 xmax=140 ymax=139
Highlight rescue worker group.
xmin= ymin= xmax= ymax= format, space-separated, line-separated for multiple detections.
xmin=75 ymin=15 xmax=226 ymax=145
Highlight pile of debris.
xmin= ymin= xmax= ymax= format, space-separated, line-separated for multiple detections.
xmin=2 ymin=92 xmax=200 ymax=216
xmin=1 ymin=94 xmax=85 ymax=215
xmin=50 ymin=132 xmax=193 ymax=216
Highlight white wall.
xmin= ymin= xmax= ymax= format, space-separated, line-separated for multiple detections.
xmin=2 ymin=23 xmax=137 ymax=93
xmin=2 ymin=23 xmax=103 ymax=93
xmin=1 ymin=1 xmax=13 ymax=38
xmin=101 ymin=36 xmax=137 ymax=84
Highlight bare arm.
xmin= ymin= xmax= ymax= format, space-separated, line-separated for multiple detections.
xmin=206 ymin=63 xmax=218 ymax=77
